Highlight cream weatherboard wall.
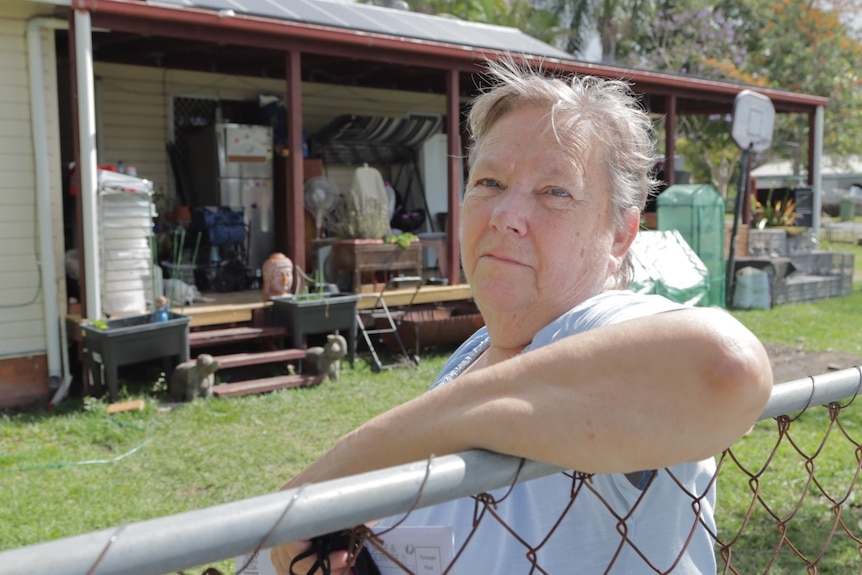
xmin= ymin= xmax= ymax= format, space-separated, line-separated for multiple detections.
xmin=0 ymin=3 xmax=65 ymax=408
xmin=93 ymin=61 xmax=449 ymax=201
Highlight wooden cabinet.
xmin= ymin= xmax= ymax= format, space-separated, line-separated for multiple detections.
xmin=332 ymin=240 xmax=422 ymax=292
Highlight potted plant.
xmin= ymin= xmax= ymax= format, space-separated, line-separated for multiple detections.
xmin=80 ymin=311 xmax=191 ymax=401
xmin=270 ymin=265 xmax=360 ymax=365
xmin=749 ymin=188 xmax=814 ymax=256
xmin=751 ymin=188 xmax=800 ymax=232
xmin=292 ymin=266 xmax=339 ymax=300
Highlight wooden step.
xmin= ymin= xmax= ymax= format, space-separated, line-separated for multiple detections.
xmin=211 ymin=348 xmax=306 ymax=370
xmin=212 ymin=374 xmax=323 ymax=398
xmin=189 ymin=326 xmax=288 ymax=348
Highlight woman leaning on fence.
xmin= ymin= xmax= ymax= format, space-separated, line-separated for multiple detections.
xmin=271 ymin=59 xmax=773 ymax=574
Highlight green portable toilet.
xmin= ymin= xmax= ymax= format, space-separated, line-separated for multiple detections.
xmin=656 ymin=184 xmax=726 ymax=308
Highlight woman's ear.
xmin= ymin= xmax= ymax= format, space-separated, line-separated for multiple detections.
xmin=610 ymin=207 xmax=640 ymax=268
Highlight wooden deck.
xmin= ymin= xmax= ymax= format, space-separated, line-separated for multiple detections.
xmin=65 ymin=282 xmax=476 ymax=400
xmin=66 ymin=284 xmax=474 ymax=335
xmin=175 ymin=283 xmax=474 ymax=328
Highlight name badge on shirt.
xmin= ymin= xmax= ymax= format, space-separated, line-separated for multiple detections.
xmin=369 ymin=526 xmax=454 ymax=574
xmin=236 ymin=526 xmax=454 ymax=575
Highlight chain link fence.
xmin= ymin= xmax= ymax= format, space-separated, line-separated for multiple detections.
xmin=2 ymin=367 xmax=861 ymax=575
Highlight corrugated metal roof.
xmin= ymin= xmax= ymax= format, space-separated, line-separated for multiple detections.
xmin=150 ymin=0 xmax=575 ymax=61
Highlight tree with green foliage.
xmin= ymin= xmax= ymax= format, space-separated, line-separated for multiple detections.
xmin=537 ymin=0 xmax=652 ymax=62
xmin=620 ymin=0 xmax=862 ymax=200
xmin=394 ymin=0 xmax=656 ymax=64
xmin=368 ymin=0 xmax=862 ymax=203
xmin=750 ymin=0 xmax=862 ymax=163
xmin=617 ymin=2 xmax=756 ymax=198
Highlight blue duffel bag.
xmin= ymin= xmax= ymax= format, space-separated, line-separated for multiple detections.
xmin=195 ymin=206 xmax=246 ymax=245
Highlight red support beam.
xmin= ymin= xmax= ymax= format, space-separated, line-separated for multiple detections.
xmin=286 ymin=50 xmax=305 ymax=271
xmin=665 ymin=94 xmax=677 ymax=189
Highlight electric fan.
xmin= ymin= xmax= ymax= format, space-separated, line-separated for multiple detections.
xmin=303 ymin=176 xmax=340 ymax=238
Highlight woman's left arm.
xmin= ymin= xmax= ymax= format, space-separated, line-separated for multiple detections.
xmin=449 ymin=306 xmax=773 ymax=472
xmin=282 ymin=307 xmax=772 ymax=487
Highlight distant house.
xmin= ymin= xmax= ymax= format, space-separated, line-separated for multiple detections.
xmin=752 ymin=156 xmax=862 ymax=192
xmin=752 ymin=156 xmax=862 ymax=216
xmin=1 ymin=0 xmax=828 ymax=409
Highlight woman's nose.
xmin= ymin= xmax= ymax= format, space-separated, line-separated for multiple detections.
xmin=488 ymin=187 xmax=531 ymax=235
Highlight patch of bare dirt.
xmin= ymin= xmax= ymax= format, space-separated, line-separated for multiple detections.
xmin=765 ymin=343 xmax=862 ymax=384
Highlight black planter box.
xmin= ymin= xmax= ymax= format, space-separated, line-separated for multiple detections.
xmin=271 ymin=293 xmax=360 ymax=366
xmin=81 ymin=312 xmax=191 ymax=401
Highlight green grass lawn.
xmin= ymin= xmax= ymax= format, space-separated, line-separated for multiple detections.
xmin=2 ymin=240 xmax=862 ymax=573
xmin=0 ymin=350 xmax=453 ymax=573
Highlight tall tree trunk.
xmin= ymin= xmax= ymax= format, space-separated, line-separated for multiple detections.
xmin=600 ymin=17 xmax=616 ymax=64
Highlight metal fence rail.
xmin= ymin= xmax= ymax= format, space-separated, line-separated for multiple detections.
xmin=1 ymin=367 xmax=860 ymax=575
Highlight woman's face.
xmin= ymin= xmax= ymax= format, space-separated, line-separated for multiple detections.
xmin=460 ymin=105 xmax=635 ymax=324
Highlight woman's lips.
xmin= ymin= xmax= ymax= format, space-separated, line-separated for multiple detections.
xmin=481 ymin=251 xmax=526 ymax=267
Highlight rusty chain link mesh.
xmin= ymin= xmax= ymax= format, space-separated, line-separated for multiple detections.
xmin=224 ymin=385 xmax=862 ymax=575
xmin=715 ymin=390 xmax=862 ymax=573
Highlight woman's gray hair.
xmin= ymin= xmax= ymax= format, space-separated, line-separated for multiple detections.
xmin=467 ymin=59 xmax=658 ymax=287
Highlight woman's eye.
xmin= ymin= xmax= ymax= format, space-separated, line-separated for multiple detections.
xmin=547 ymin=187 xmax=569 ymax=198
xmin=477 ymin=178 xmax=500 ymax=188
